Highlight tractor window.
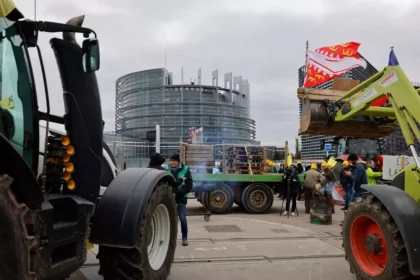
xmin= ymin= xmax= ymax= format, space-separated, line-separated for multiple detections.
xmin=347 ymin=138 xmax=380 ymax=160
xmin=0 ymin=21 xmax=36 ymax=170
xmin=337 ymin=138 xmax=346 ymax=156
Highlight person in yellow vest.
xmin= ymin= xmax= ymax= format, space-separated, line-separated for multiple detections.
xmin=167 ymin=154 xmax=193 ymax=246
xmin=366 ymin=159 xmax=383 ymax=184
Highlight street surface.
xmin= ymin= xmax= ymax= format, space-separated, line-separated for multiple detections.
xmin=71 ymin=199 xmax=356 ymax=280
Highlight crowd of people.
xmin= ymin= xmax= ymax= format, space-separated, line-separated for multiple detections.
xmin=279 ymin=154 xmax=383 ymax=217
xmin=146 ymin=151 xmax=384 ymax=243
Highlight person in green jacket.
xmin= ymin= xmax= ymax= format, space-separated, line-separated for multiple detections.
xmin=366 ymin=159 xmax=382 ymax=185
xmin=167 ymin=154 xmax=193 ymax=246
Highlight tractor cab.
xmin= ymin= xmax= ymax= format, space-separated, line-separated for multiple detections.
xmin=321 ymin=137 xmax=382 ymax=162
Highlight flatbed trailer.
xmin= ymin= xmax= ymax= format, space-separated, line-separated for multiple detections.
xmin=191 ymin=173 xmax=304 ymax=214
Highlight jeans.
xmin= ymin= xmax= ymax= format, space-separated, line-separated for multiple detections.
xmin=177 ymin=202 xmax=188 ymax=240
xmin=343 ymin=185 xmax=353 ymax=207
xmin=319 ymin=181 xmax=335 ymax=213
xmin=286 ymin=193 xmax=297 ymax=212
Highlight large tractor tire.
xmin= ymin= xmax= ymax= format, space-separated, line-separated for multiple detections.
xmin=202 ymin=184 xmax=234 ymax=214
xmin=98 ymin=183 xmax=178 ymax=280
xmin=0 ymin=174 xmax=37 ymax=280
xmin=342 ymin=195 xmax=415 ymax=280
xmin=241 ymin=183 xmax=274 ymax=214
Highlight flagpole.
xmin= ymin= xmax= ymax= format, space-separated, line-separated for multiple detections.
xmin=304 ymin=41 xmax=309 ymax=86
xmin=305 ymin=41 xmax=309 ymax=73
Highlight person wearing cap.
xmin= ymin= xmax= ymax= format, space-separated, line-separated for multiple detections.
xmin=347 ymin=153 xmax=368 ymax=203
xmin=321 ymin=161 xmax=335 ymax=183
xmin=148 ymin=152 xmax=166 ymax=170
xmin=320 ymin=161 xmax=336 ymax=214
xmin=166 ymin=154 xmax=193 ymax=246
xmin=303 ymin=163 xmax=325 ymax=213
xmin=340 ymin=161 xmax=353 ymax=210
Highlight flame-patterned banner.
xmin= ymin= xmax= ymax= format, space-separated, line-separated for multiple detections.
xmin=303 ymin=42 xmax=367 ymax=88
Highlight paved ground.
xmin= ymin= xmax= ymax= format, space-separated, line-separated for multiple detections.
xmin=71 ymin=199 xmax=355 ymax=280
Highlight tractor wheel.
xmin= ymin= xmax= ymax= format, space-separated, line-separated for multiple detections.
xmin=98 ymin=182 xmax=177 ymax=280
xmin=0 ymin=174 xmax=37 ymax=280
xmin=342 ymin=195 xmax=415 ymax=280
xmin=202 ymin=184 xmax=234 ymax=214
xmin=241 ymin=183 xmax=273 ymax=214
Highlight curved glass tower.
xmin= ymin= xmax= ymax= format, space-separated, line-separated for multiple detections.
xmin=115 ymin=68 xmax=256 ymax=157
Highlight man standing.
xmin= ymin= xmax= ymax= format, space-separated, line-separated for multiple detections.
xmin=167 ymin=154 xmax=193 ymax=246
xmin=303 ymin=163 xmax=325 ymax=214
xmin=340 ymin=161 xmax=353 ymax=210
xmin=347 ymin=154 xmax=368 ymax=202
xmin=282 ymin=165 xmax=299 ymax=216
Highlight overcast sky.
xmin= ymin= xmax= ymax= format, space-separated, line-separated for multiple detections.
xmin=13 ymin=0 xmax=420 ymax=152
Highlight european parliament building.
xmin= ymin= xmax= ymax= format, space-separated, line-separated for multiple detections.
xmin=115 ymin=68 xmax=256 ymax=160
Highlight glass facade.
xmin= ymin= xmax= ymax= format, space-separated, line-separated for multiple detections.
xmin=115 ymin=68 xmax=256 ymax=159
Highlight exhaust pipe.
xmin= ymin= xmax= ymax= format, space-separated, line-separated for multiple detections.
xmin=63 ymin=15 xmax=85 ymax=46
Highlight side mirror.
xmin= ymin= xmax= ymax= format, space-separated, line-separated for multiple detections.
xmin=82 ymin=38 xmax=100 ymax=72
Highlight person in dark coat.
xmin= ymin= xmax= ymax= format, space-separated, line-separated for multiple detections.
xmin=348 ymin=153 xmax=368 ymax=203
xmin=282 ymin=165 xmax=300 ymax=216
xmin=166 ymin=154 xmax=193 ymax=246
xmin=296 ymin=163 xmax=304 ymax=174
xmin=148 ymin=152 xmax=166 ymax=170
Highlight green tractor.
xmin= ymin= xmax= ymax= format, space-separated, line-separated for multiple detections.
xmin=299 ymin=49 xmax=420 ymax=279
xmin=0 ymin=3 xmax=177 ymax=280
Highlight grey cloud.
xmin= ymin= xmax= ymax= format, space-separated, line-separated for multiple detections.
xmin=13 ymin=0 xmax=420 ymax=153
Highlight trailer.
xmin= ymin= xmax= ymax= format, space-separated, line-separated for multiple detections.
xmin=180 ymin=143 xmax=305 ymax=214
xmin=192 ymin=173 xmax=304 ymax=214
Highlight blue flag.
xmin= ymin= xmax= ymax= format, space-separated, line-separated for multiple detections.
xmin=388 ymin=49 xmax=399 ymax=66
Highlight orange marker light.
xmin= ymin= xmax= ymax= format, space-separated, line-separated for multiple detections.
xmin=65 ymin=162 xmax=75 ymax=173
xmin=66 ymin=145 xmax=75 ymax=156
xmin=63 ymin=172 xmax=71 ymax=181
xmin=61 ymin=136 xmax=70 ymax=146
xmin=63 ymin=154 xmax=70 ymax=163
xmin=67 ymin=180 xmax=76 ymax=190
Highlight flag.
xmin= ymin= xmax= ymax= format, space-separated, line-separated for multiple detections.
xmin=286 ymin=153 xmax=293 ymax=167
xmin=303 ymin=42 xmax=367 ymax=88
xmin=370 ymin=48 xmax=399 ymax=107
xmin=388 ymin=48 xmax=399 ymax=66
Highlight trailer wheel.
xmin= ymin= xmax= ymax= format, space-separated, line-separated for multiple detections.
xmin=342 ymin=195 xmax=413 ymax=279
xmin=0 ymin=174 xmax=37 ymax=280
xmin=241 ymin=183 xmax=273 ymax=214
xmin=202 ymin=184 xmax=234 ymax=214
xmin=98 ymin=182 xmax=177 ymax=280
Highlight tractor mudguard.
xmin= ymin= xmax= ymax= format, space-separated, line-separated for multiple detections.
xmin=90 ymin=168 xmax=175 ymax=248
xmin=362 ymin=184 xmax=420 ymax=275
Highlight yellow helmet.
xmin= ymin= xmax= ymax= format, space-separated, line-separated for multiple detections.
xmin=311 ymin=163 xmax=318 ymax=169
xmin=321 ymin=161 xmax=329 ymax=167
